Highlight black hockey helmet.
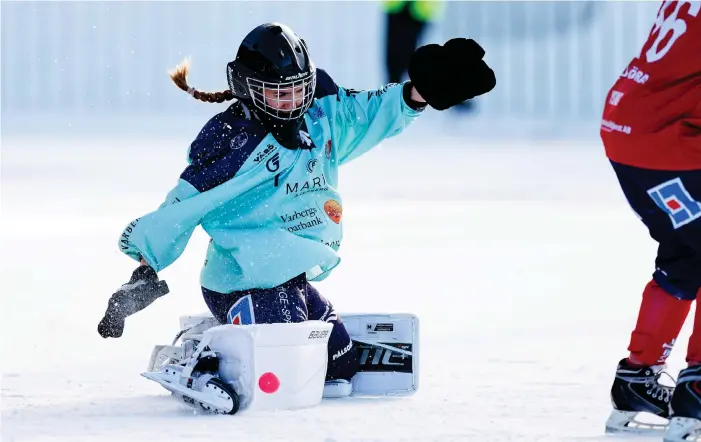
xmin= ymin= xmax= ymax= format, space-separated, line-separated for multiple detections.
xmin=226 ymin=23 xmax=317 ymax=122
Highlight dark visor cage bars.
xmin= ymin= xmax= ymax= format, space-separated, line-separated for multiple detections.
xmin=247 ymin=73 xmax=316 ymax=120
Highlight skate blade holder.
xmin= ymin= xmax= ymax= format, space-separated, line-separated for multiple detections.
xmin=665 ymin=416 xmax=701 ymax=442
xmin=206 ymin=320 xmax=333 ymax=412
xmin=605 ymin=409 xmax=669 ymax=435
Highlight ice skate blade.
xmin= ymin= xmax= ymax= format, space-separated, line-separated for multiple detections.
xmin=605 ymin=409 xmax=668 ymax=434
xmin=664 ymin=417 xmax=701 ymax=442
xmin=141 ymin=371 xmax=236 ymax=414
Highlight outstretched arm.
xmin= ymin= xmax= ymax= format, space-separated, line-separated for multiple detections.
xmin=318 ymin=75 xmax=427 ymax=166
xmin=315 ymin=38 xmax=494 ymax=166
xmin=100 ymin=113 xmax=268 ymax=338
xmin=117 ymin=178 xmax=200 ymax=269
xmin=117 ymin=114 xmax=266 ymax=272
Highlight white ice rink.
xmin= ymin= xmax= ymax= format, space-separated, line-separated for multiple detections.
xmin=1 ymin=121 xmax=689 ymax=441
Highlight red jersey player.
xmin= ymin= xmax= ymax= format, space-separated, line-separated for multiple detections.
xmin=601 ymin=1 xmax=701 ymax=440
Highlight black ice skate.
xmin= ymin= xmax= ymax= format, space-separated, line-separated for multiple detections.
xmin=605 ymin=357 xmax=674 ymax=434
xmin=664 ymin=365 xmax=701 ymax=442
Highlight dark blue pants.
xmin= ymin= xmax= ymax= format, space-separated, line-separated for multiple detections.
xmin=202 ymin=274 xmax=359 ymax=381
xmin=612 ymin=161 xmax=701 ymax=300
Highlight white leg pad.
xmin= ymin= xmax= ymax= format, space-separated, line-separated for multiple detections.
xmin=341 ymin=313 xmax=419 ymax=397
xmin=205 ymin=321 xmax=333 ymax=412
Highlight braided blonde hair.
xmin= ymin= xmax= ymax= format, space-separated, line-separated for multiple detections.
xmin=168 ymin=58 xmax=235 ymax=103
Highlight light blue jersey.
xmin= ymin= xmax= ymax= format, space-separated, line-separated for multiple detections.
xmin=118 ymin=69 xmax=425 ymax=293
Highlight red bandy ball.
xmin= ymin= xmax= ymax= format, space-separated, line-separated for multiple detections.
xmin=258 ymin=372 xmax=280 ymax=394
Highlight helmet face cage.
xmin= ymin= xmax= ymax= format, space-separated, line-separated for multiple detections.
xmin=247 ymin=72 xmax=316 ymax=121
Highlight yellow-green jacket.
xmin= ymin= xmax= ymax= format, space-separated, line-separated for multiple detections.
xmin=382 ymin=0 xmax=445 ymax=22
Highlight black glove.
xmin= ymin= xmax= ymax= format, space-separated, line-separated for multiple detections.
xmin=408 ymin=38 xmax=496 ymax=111
xmin=97 ymin=264 xmax=170 ymax=338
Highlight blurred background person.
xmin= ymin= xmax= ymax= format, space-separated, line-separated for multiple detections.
xmin=383 ymin=0 xmax=443 ymax=85
xmin=384 ymin=1 xmax=452 ymax=109
xmin=383 ymin=0 xmax=482 ymax=114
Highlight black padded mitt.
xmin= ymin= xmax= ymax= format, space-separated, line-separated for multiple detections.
xmin=408 ymin=38 xmax=496 ymax=111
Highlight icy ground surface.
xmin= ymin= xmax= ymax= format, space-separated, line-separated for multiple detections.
xmin=2 ymin=133 xmax=686 ymax=441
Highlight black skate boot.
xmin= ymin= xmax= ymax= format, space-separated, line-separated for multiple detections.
xmin=664 ymin=365 xmax=701 ymax=442
xmin=605 ymin=357 xmax=674 ymax=434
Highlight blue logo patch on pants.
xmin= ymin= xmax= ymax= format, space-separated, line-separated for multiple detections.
xmin=648 ymin=178 xmax=701 ymax=229
xmin=227 ymin=295 xmax=256 ymax=325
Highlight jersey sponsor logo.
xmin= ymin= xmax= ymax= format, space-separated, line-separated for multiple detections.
xmin=230 ymin=132 xmax=249 ymax=150
xmin=601 ymin=119 xmax=631 ymax=135
xmin=277 ymin=289 xmax=294 ymax=323
xmin=119 ymin=218 xmax=141 ymax=251
xmin=307 ymin=159 xmax=318 ymax=173
xmin=311 ymin=106 xmax=326 ymax=120
xmin=253 ymin=144 xmax=276 ymax=164
xmin=279 ymin=207 xmax=324 ymax=233
xmin=608 ymin=90 xmax=624 ymax=106
xmin=227 ymin=295 xmax=256 ymax=325
xmin=323 ymin=200 xmax=342 ymax=224
xmin=284 ymin=216 xmax=323 ymax=232
xmin=280 ymin=207 xmax=318 ymax=223
xmin=284 ymin=174 xmax=329 ymax=197
xmin=648 ymin=177 xmax=701 ymax=228
xmin=299 ymin=130 xmax=313 ymax=148
xmin=367 ymin=84 xmax=396 ymax=99
xmin=322 ymin=239 xmax=341 ymax=249
xmin=266 ymin=152 xmax=280 ymax=172
xmin=620 ymin=65 xmax=649 ymax=84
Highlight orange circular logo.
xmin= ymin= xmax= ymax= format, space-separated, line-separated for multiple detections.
xmin=324 ymin=200 xmax=342 ymax=224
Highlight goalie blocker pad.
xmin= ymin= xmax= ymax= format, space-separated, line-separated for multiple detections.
xmin=342 ymin=313 xmax=419 ymax=397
